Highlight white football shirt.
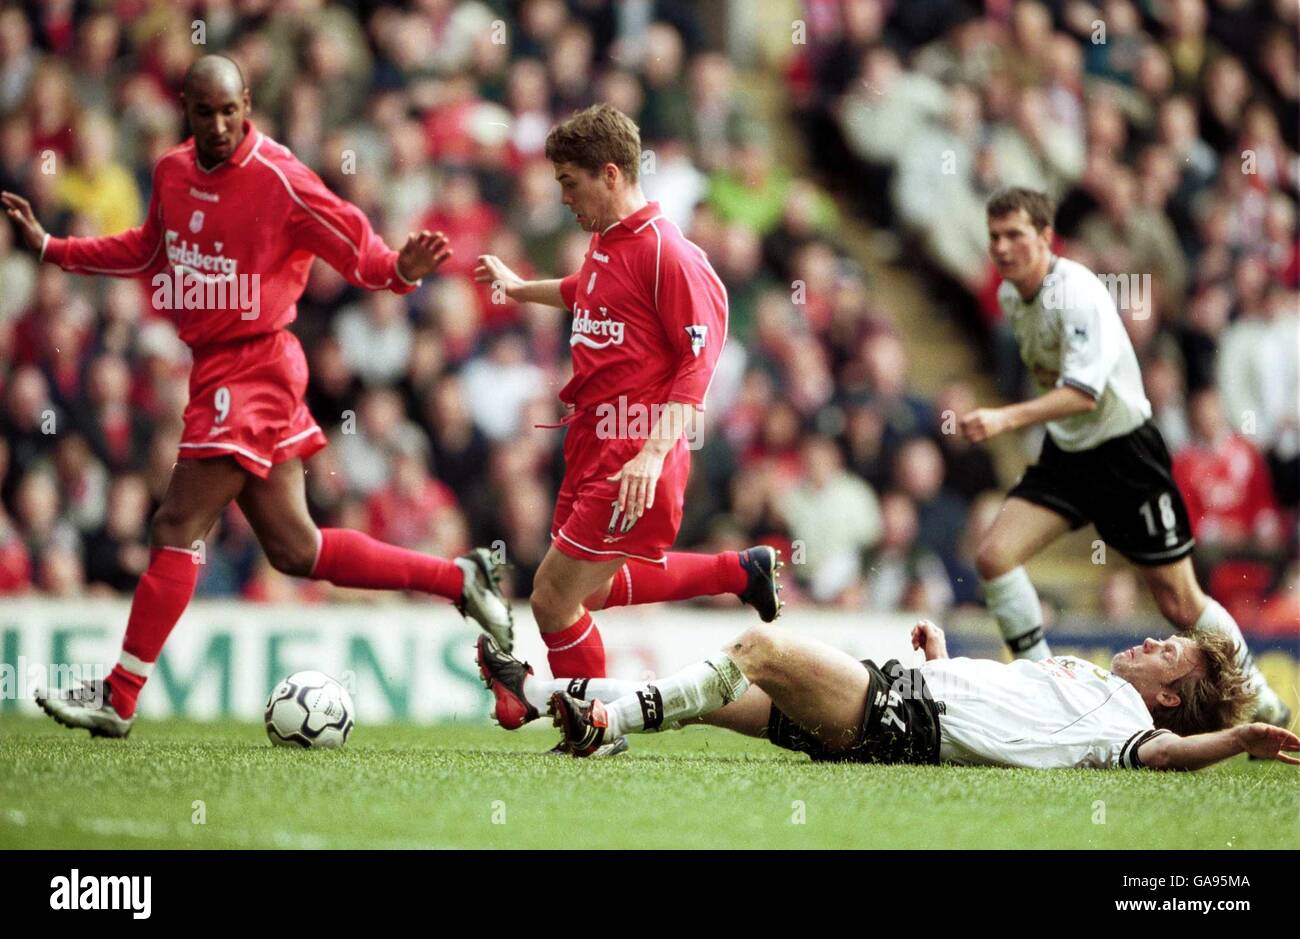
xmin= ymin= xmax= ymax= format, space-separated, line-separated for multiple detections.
xmin=999 ymin=256 xmax=1151 ymax=452
xmin=920 ymin=655 xmax=1172 ymax=769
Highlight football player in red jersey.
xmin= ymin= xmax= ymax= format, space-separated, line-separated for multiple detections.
xmin=473 ymin=105 xmax=783 ymax=738
xmin=3 ymin=55 xmax=512 ymax=737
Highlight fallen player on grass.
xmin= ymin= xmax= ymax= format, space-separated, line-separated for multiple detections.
xmin=476 ymin=621 xmax=1299 ymax=770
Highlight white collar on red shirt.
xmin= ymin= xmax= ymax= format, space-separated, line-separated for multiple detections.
xmin=601 ymin=201 xmax=663 ymax=236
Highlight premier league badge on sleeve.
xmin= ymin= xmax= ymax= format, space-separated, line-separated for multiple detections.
xmin=685 ymin=324 xmax=707 ymax=357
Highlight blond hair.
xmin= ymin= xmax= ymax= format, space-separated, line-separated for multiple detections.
xmin=1150 ymin=630 xmax=1256 ymax=736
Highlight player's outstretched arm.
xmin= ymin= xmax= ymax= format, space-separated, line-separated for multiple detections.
xmin=1137 ymin=723 xmax=1300 ymax=771
xmin=3 ymin=188 xmax=163 ymax=274
xmin=2 ymin=190 xmax=47 ymax=251
xmin=473 ymin=254 xmax=565 ymax=307
xmin=961 ymin=386 xmax=1096 ymax=443
xmin=396 ymin=230 xmax=453 ymax=282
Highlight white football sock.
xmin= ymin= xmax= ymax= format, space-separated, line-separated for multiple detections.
xmin=604 ymin=654 xmax=751 ymax=739
xmin=983 ymin=566 xmax=1051 ymax=660
xmin=523 ymin=676 xmax=639 ymax=712
xmin=1193 ymin=597 xmax=1283 ymax=718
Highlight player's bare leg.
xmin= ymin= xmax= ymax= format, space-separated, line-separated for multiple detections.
xmin=552 ymin=625 xmax=871 ymax=756
xmin=533 ymin=547 xmax=633 ymax=634
xmin=152 ymin=457 xmax=252 ymax=549
xmin=530 ymin=546 xmax=625 ymax=676
xmin=719 ymin=627 xmax=871 ymax=750
xmin=36 ymin=457 xmax=249 ymax=735
xmin=237 ymin=459 xmax=513 ymax=645
xmin=975 ymin=497 xmax=1071 ymax=660
xmin=1139 ymin=556 xmax=1290 ymax=726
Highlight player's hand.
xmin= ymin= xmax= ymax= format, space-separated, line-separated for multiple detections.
xmin=910 ymin=620 xmax=948 ymax=661
xmin=396 ymin=229 xmax=452 ymax=282
xmin=960 ymin=407 xmax=1009 ymax=443
xmin=2 ymin=191 xmax=48 ymax=253
xmin=606 ymin=446 xmax=665 ymax=527
xmin=473 ymin=254 xmax=523 ymax=295
xmin=1235 ymin=723 xmax=1300 ymax=764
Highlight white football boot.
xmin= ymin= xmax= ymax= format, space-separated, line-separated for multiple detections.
xmin=36 ymin=678 xmax=134 ymax=738
xmin=455 ymin=547 xmax=515 ymax=652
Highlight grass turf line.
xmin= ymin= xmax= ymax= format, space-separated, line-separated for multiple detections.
xmin=1 ymin=716 xmax=1296 ymax=849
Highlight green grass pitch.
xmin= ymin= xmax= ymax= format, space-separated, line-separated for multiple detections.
xmin=2 ymin=715 xmax=1296 ymax=849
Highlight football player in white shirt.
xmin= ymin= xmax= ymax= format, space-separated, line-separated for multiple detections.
xmin=958 ymin=187 xmax=1289 ymax=728
xmin=473 ymin=622 xmax=1299 ymax=770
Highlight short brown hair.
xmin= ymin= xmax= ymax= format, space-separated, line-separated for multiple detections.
xmin=1150 ymin=630 xmax=1256 ymax=736
xmin=545 ymin=103 xmax=641 ymax=184
xmin=986 ymin=187 xmax=1055 ymax=230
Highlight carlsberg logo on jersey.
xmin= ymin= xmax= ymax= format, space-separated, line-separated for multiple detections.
xmin=570 ymin=305 xmax=626 ymax=349
xmin=153 ymin=230 xmax=261 ymax=320
xmin=164 ymin=230 xmax=238 ymax=275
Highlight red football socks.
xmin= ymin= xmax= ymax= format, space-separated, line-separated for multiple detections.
xmin=544 ymin=611 xmax=607 ymax=678
xmin=107 ymin=546 xmax=201 ymax=719
xmin=309 ymin=528 xmax=464 ymax=600
xmin=594 ymin=552 xmax=747 ymax=609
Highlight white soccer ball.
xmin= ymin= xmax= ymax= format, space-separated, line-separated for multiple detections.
xmin=264 ymin=670 xmax=355 ymax=749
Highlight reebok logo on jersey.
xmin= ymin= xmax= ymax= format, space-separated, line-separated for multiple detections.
xmin=684 ymin=324 xmax=707 ymax=357
xmin=571 ymin=306 xmax=625 ymax=349
xmin=592 ymin=251 xmax=610 ymax=263
xmin=189 ymin=187 xmax=220 ymax=202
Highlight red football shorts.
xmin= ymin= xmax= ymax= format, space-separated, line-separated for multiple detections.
xmin=177 ymin=330 xmax=325 ymax=478
xmin=550 ymin=418 xmax=691 ymax=566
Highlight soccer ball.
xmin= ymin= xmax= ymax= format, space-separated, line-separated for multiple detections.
xmin=264 ymin=670 xmax=355 ymax=749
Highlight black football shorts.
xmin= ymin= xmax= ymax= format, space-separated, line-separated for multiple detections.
xmin=767 ymin=658 xmax=942 ymax=765
xmin=1008 ymin=420 xmax=1195 ymax=566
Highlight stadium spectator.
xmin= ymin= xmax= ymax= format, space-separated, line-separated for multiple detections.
xmin=51 ymin=432 xmax=107 ymax=535
xmin=930 ymin=381 xmax=999 ymax=503
xmin=55 ymin=110 xmax=141 ymax=237
xmin=333 ymin=290 xmax=414 ymax=388
xmin=891 ymin=435 xmax=966 ymax=570
xmin=83 ymin=473 xmax=151 ymax=594
xmin=777 ymin=434 xmax=881 ymax=604
xmin=329 ymin=387 xmax=429 ymax=498
xmin=862 ymin=490 xmax=954 ymax=613
xmin=1173 ymin=387 xmax=1283 ymax=551
xmin=0 ymin=0 xmax=1288 ymax=628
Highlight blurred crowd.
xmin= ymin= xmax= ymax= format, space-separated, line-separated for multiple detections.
xmin=793 ymin=0 xmax=1298 ymax=627
xmin=0 ymin=0 xmax=1294 ymax=629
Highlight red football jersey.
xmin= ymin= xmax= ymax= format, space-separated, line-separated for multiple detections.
xmin=41 ymin=122 xmax=418 ymax=351
xmin=1172 ymin=434 xmax=1282 ymax=543
xmin=558 ymin=202 xmax=728 ymax=416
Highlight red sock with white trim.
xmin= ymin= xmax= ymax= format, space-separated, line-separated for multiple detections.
xmin=596 ymin=553 xmax=747 ymax=609
xmin=543 ymin=611 xmax=606 ymax=678
xmin=309 ymin=528 xmax=463 ymax=599
xmin=107 ymin=547 xmax=201 ymax=719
